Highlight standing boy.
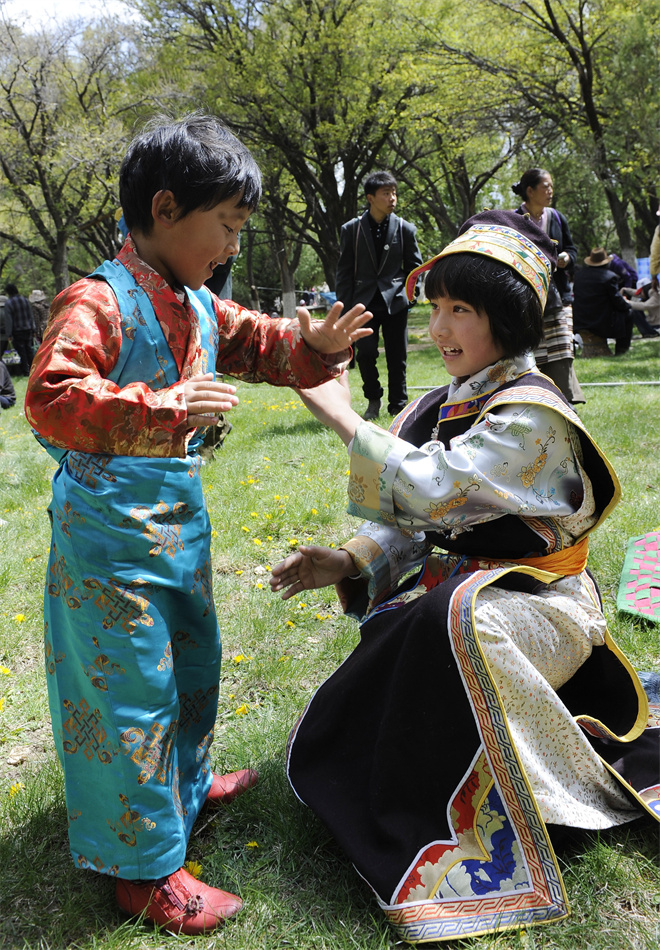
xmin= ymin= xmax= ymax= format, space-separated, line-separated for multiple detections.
xmin=25 ymin=115 xmax=371 ymax=936
xmin=335 ymin=171 xmax=422 ymax=419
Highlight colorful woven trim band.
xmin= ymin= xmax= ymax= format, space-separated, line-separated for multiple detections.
xmin=405 ymin=223 xmax=552 ymax=307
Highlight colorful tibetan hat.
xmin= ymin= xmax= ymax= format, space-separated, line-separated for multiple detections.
xmin=405 ymin=209 xmax=556 ymax=308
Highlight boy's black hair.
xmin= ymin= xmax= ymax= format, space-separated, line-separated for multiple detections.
xmin=424 ymin=253 xmax=543 ymax=358
xmin=120 ymin=114 xmax=262 ymax=235
xmin=364 ymin=170 xmax=397 ymax=197
xmin=4 ymin=283 xmax=18 ymax=296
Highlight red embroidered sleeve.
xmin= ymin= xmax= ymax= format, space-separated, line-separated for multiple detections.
xmin=26 ymin=274 xmax=349 ymax=459
xmin=212 ymin=298 xmax=349 ymax=388
xmin=25 ymin=280 xmax=189 ymax=457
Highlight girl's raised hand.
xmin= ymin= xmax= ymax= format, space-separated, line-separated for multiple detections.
xmin=297 ymin=301 xmax=373 ymax=354
xmin=270 ymin=545 xmax=355 ymax=600
xmin=184 ymin=372 xmax=239 ymax=427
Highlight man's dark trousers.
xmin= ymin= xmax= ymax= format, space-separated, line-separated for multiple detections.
xmin=355 ymin=302 xmax=409 ymax=414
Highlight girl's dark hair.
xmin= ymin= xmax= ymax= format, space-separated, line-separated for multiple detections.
xmin=424 ymin=253 xmax=543 ymax=357
xmin=511 ymin=167 xmax=550 ymax=200
xmin=119 ymin=114 xmax=262 ymax=235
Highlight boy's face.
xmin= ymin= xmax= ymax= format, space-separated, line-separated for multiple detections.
xmin=151 ymin=193 xmax=252 ymax=290
xmin=366 ymin=185 xmax=397 ymax=221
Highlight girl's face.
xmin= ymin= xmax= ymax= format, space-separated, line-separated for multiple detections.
xmin=428 ymin=295 xmax=505 ymax=381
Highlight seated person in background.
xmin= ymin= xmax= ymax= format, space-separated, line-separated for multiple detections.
xmin=0 ymin=358 xmax=16 ymax=408
xmin=622 ymin=282 xmax=660 ymax=332
xmin=608 ymin=252 xmax=638 ymax=290
xmin=572 ymin=248 xmax=633 ymax=354
xmin=609 ymin=257 xmax=660 ymax=338
xmin=271 ymin=211 xmax=660 ymax=945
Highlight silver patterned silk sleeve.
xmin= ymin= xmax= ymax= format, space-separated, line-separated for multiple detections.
xmin=347 ymin=402 xmax=584 ymax=537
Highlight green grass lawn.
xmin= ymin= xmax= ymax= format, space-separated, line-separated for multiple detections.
xmin=1 ymin=326 xmax=660 ymax=950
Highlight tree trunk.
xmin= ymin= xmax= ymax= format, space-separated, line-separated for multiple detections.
xmin=603 ymin=186 xmax=635 ymax=265
xmin=245 ymin=226 xmax=261 ymax=310
xmin=53 ymin=233 xmax=70 ymax=293
xmin=278 ymin=250 xmax=297 ymax=319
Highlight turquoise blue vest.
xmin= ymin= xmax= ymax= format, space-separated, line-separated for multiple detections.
xmin=36 ymin=258 xmax=217 ymax=460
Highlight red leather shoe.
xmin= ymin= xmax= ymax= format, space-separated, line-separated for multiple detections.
xmin=206 ymin=768 xmax=258 ymax=806
xmin=116 ymin=866 xmax=241 ymax=935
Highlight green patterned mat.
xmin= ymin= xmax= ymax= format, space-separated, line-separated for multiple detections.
xmin=617 ymin=531 xmax=660 ymax=622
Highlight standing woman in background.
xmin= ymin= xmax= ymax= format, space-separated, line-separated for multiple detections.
xmin=513 ymin=168 xmax=585 ymax=404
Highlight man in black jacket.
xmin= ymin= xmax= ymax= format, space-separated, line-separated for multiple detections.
xmin=336 ymin=171 xmax=422 ymax=419
xmin=572 ymin=248 xmax=633 ymax=356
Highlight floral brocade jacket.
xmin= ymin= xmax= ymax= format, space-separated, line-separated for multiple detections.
xmin=25 ymin=237 xmax=348 ymax=457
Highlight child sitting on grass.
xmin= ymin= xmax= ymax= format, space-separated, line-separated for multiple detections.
xmin=25 ymin=113 xmax=371 ymax=936
xmin=271 ymin=210 xmax=660 ymax=944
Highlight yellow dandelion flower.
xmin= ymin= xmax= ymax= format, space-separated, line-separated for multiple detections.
xmin=286 ymin=620 xmax=295 ymax=628
xmin=267 ymin=536 xmax=273 ymax=541
xmin=0 ymin=665 xmax=12 ymax=676
xmin=253 ymin=538 xmax=263 ymax=545
xmin=235 ymin=569 xmax=244 ymax=576
xmin=311 ymin=508 xmax=318 ymax=515
xmin=274 ymin=495 xmax=281 ymax=501
xmin=298 ymin=602 xmax=307 ymax=609
xmin=256 ymin=582 xmax=264 ymax=589
xmin=250 ymin=512 xmax=258 ymax=518
xmin=242 ymin=526 xmax=249 ymax=532
xmin=235 ymin=704 xmax=249 ymax=716
xmin=288 ymin=538 xmax=298 ymax=547
xmin=329 ymin=543 xmax=336 ymax=549
xmin=211 ymin=529 xmax=218 ymax=538
xmin=229 ymin=693 xmax=235 ymax=700
xmin=14 ymin=614 xmax=25 ymax=622
xmin=184 ymin=860 xmax=203 ymax=879
xmin=0 ymin=697 xmax=5 ymax=712
xmin=245 ymin=841 xmax=259 ymax=849
xmin=9 ymin=782 xmax=24 ymax=797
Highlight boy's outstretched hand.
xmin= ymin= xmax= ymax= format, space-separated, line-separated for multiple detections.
xmin=270 ymin=545 xmax=355 ymax=600
xmin=297 ymin=301 xmax=373 ymax=354
xmin=184 ymin=372 xmax=239 ymax=427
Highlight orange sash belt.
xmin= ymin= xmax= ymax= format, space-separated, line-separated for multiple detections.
xmin=508 ymin=536 xmax=589 ymax=575
xmin=456 ymin=537 xmax=590 ymax=578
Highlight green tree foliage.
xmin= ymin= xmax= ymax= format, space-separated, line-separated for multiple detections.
xmin=137 ymin=0 xmax=441 ymax=287
xmin=0 ymin=19 xmax=138 ymax=292
xmin=432 ymin=0 xmax=660 ymax=258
